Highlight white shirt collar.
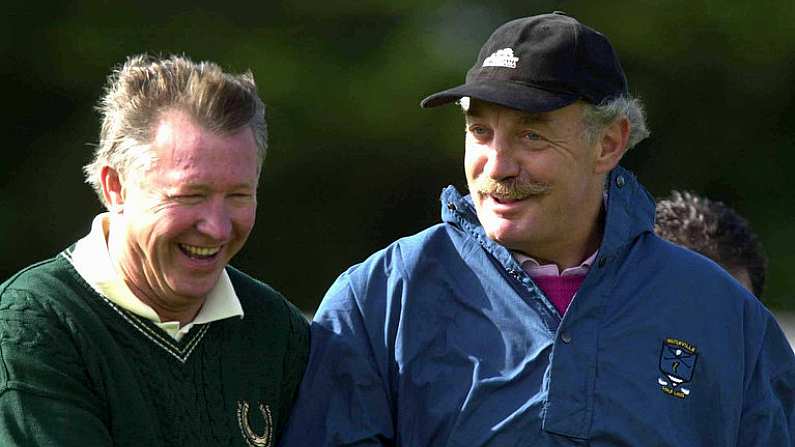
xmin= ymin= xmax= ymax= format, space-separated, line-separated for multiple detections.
xmin=69 ymin=213 xmax=244 ymax=341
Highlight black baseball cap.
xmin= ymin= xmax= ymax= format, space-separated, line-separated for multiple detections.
xmin=420 ymin=12 xmax=628 ymax=113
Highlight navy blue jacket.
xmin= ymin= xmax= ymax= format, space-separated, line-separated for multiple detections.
xmin=280 ymin=167 xmax=795 ymax=446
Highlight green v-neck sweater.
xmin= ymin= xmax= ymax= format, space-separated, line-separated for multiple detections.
xmin=0 ymin=247 xmax=309 ymax=446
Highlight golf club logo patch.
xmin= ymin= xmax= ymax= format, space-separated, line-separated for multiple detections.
xmin=483 ymin=48 xmax=518 ymax=69
xmin=237 ymin=400 xmax=273 ymax=447
xmin=658 ymin=337 xmax=698 ymax=399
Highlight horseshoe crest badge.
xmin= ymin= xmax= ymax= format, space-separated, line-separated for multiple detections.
xmin=236 ymin=400 xmax=273 ymax=447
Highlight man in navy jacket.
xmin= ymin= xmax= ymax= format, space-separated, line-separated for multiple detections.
xmin=280 ymin=12 xmax=795 ymax=446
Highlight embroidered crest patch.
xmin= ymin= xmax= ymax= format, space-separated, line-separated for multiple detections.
xmin=237 ymin=400 xmax=273 ymax=447
xmin=657 ymin=337 xmax=698 ymax=399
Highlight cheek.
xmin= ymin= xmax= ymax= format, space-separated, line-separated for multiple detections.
xmin=232 ymin=205 xmax=257 ymax=235
xmin=139 ymin=206 xmax=197 ymax=239
xmin=464 ymin=145 xmax=484 ymax=181
xmin=520 ymin=153 xmax=558 ymax=180
xmin=125 ymin=220 xmax=171 ymax=259
xmin=149 ymin=214 xmax=192 ymax=245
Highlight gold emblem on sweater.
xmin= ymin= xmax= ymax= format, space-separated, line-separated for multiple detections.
xmin=237 ymin=400 xmax=273 ymax=447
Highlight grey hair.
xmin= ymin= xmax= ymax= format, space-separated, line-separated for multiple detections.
xmin=83 ymin=54 xmax=268 ymax=207
xmin=581 ymin=95 xmax=650 ymax=150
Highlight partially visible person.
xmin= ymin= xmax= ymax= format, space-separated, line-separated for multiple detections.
xmin=0 ymin=54 xmax=308 ymax=446
xmin=655 ymin=190 xmax=768 ymax=297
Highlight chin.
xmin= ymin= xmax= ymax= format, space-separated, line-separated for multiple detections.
xmin=483 ymin=226 xmax=523 ymax=250
xmin=482 ymin=211 xmax=522 ymax=236
xmin=170 ymin=275 xmax=221 ymax=301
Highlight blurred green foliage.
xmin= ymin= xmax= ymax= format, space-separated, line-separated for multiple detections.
xmin=2 ymin=0 xmax=793 ymax=311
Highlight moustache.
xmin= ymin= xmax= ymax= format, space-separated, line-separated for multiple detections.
xmin=474 ymin=177 xmax=551 ymax=200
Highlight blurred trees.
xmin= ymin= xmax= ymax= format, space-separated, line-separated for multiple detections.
xmin=2 ymin=0 xmax=793 ymax=311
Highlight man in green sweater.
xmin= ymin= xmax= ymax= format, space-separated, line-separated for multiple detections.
xmin=0 ymin=54 xmax=309 ymax=446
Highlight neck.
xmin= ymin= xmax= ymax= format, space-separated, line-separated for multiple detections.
xmin=106 ymin=216 xmax=203 ymax=327
xmin=523 ymin=225 xmax=602 ymax=270
xmin=124 ymin=279 xmax=203 ymax=327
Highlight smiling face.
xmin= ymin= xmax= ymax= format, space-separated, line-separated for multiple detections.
xmin=103 ymin=110 xmax=259 ymax=321
xmin=464 ymin=99 xmax=621 ymax=268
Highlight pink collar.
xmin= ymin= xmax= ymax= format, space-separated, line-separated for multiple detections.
xmin=513 ymin=250 xmax=598 ymax=278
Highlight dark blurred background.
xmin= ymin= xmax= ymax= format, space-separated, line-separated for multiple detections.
xmin=3 ymin=0 xmax=793 ymax=312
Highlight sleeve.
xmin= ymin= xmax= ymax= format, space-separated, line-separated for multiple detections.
xmin=277 ymin=273 xmax=396 ymax=447
xmin=0 ymin=290 xmax=113 ymax=446
xmin=737 ymin=313 xmax=795 ymax=447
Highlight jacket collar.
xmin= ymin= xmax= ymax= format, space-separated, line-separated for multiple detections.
xmin=440 ymin=165 xmax=655 ymax=265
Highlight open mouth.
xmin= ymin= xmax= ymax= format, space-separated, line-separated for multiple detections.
xmin=179 ymin=243 xmax=221 ymax=259
xmin=489 ymin=194 xmax=527 ymax=204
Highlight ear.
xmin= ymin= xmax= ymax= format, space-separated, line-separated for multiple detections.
xmin=100 ymin=166 xmax=125 ymax=211
xmin=593 ymin=116 xmax=630 ymax=175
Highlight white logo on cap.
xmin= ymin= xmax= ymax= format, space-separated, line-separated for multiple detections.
xmin=457 ymin=96 xmax=471 ymax=111
xmin=482 ymin=48 xmax=518 ymax=69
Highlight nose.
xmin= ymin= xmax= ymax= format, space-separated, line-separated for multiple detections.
xmin=483 ymin=133 xmax=520 ymax=180
xmin=196 ymin=197 xmax=232 ymax=242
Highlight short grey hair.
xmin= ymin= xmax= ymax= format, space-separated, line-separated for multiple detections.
xmin=83 ymin=54 xmax=268 ymax=207
xmin=581 ymin=95 xmax=650 ymax=150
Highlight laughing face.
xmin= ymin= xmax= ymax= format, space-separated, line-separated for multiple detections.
xmin=464 ymin=99 xmax=612 ymax=267
xmin=105 ymin=110 xmax=259 ymax=319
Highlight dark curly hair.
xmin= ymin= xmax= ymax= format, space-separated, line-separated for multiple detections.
xmin=655 ymin=191 xmax=768 ymax=297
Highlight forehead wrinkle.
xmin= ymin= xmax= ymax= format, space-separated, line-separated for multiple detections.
xmin=464 ymin=103 xmax=549 ymax=126
xmin=519 ymin=112 xmax=552 ymax=126
xmin=165 ymin=162 xmax=258 ymax=190
xmin=180 ymin=180 xmax=256 ymax=191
